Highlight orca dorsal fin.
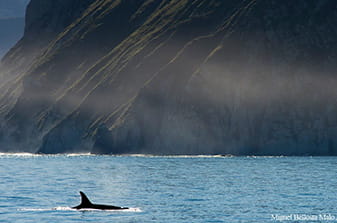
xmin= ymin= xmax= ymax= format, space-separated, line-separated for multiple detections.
xmin=79 ymin=191 xmax=93 ymax=206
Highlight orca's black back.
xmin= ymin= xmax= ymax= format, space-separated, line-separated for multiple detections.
xmin=72 ymin=191 xmax=128 ymax=210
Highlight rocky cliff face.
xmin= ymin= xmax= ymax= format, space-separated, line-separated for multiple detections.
xmin=1 ymin=0 xmax=337 ymax=155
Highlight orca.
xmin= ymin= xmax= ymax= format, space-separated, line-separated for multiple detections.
xmin=72 ymin=191 xmax=128 ymax=210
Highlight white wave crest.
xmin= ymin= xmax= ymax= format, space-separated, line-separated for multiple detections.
xmin=0 ymin=153 xmax=94 ymax=157
xmin=18 ymin=207 xmax=74 ymax=211
xmin=19 ymin=207 xmax=141 ymax=212
xmin=0 ymin=153 xmax=41 ymax=157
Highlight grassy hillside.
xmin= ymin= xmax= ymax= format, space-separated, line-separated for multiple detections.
xmin=1 ymin=0 xmax=337 ymax=155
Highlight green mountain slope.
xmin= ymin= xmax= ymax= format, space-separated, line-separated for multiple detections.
xmin=1 ymin=0 xmax=337 ymax=155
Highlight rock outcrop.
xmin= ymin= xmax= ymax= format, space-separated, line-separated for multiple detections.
xmin=1 ymin=0 xmax=337 ymax=155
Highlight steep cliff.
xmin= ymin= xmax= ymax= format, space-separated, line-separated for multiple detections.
xmin=1 ymin=0 xmax=337 ymax=155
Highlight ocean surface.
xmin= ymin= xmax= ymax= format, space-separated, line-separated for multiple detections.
xmin=0 ymin=154 xmax=337 ymax=223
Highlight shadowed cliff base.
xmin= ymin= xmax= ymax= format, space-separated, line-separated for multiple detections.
xmin=1 ymin=0 xmax=337 ymax=155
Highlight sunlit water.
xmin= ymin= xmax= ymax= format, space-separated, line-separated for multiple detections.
xmin=0 ymin=154 xmax=337 ymax=222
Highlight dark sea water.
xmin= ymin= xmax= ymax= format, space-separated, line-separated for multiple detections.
xmin=0 ymin=154 xmax=337 ymax=223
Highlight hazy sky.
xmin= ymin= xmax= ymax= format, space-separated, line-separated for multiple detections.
xmin=0 ymin=0 xmax=30 ymax=58
xmin=0 ymin=0 xmax=30 ymax=19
